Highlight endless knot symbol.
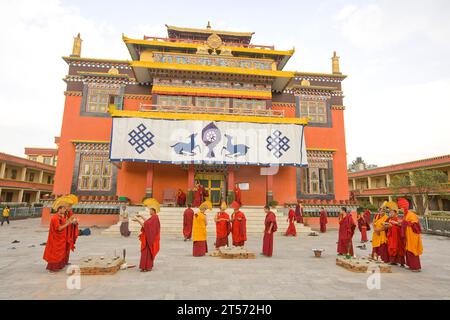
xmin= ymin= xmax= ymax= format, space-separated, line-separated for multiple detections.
xmin=266 ymin=130 xmax=290 ymax=159
xmin=128 ymin=124 xmax=155 ymax=154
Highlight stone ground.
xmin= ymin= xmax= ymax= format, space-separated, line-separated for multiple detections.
xmin=0 ymin=218 xmax=449 ymax=300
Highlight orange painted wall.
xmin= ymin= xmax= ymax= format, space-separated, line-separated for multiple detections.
xmin=272 ymin=166 xmax=297 ymax=204
xmin=116 ymin=162 xmax=148 ymax=204
xmin=153 ymin=164 xmax=188 ymax=203
xmin=235 ymin=166 xmax=266 ymax=205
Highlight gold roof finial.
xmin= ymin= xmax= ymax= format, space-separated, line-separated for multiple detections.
xmin=206 ymin=21 xmax=211 ymax=29
xmin=332 ymin=51 xmax=341 ymax=74
xmin=71 ymin=33 xmax=82 ymax=57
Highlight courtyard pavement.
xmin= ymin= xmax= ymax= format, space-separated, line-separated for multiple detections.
xmin=0 ymin=218 xmax=449 ymax=300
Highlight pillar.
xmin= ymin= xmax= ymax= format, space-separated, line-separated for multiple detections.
xmin=352 ymin=179 xmax=356 ymax=190
xmin=39 ymin=170 xmax=44 ymax=184
xmin=367 ymin=176 xmax=372 ymax=189
xmin=20 ymin=167 xmax=27 ymax=181
xmin=188 ymin=164 xmax=195 ymax=190
xmin=227 ymin=168 xmax=235 ymax=198
xmin=266 ymin=168 xmax=273 ymax=204
xmin=386 ymin=174 xmax=391 ymax=187
xmin=369 ymin=196 xmax=373 ymax=205
xmin=0 ymin=162 xmax=6 ymax=179
xmin=36 ymin=191 xmax=41 ymax=203
xmin=145 ymin=163 xmax=154 ymax=198
xmin=18 ymin=189 xmax=24 ymax=203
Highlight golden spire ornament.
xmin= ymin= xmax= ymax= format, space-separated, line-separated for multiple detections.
xmin=71 ymin=33 xmax=82 ymax=57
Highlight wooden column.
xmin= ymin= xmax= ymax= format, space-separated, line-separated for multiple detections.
xmin=266 ymin=169 xmax=273 ymax=204
xmin=188 ymin=164 xmax=195 ymax=190
xmin=145 ymin=163 xmax=154 ymax=198
xmin=227 ymin=168 xmax=235 ymax=194
xmin=0 ymin=162 xmax=6 ymax=179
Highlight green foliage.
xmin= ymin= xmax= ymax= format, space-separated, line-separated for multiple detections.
xmin=389 ymin=169 xmax=448 ymax=215
xmin=268 ymin=200 xmax=279 ymax=207
xmin=357 ymin=202 xmax=378 ymax=213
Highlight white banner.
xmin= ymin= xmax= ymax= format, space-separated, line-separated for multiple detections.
xmin=110 ymin=117 xmax=307 ymax=167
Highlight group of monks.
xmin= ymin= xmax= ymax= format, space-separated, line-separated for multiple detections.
xmin=43 ymin=194 xmax=423 ymax=274
xmin=182 ymin=200 xmax=279 ymax=257
xmin=177 ymin=182 xmax=242 ymax=208
xmin=43 ymin=195 xmax=79 ymax=273
xmin=337 ymin=198 xmax=423 ymax=272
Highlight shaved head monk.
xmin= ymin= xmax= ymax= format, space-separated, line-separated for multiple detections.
xmin=134 ymin=207 xmax=161 ymax=272
xmin=337 ymin=207 xmax=356 ymax=256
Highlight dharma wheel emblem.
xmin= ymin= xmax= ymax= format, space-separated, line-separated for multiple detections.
xmin=202 ymin=122 xmax=221 ymax=158
xmin=206 ymin=33 xmax=222 ymax=50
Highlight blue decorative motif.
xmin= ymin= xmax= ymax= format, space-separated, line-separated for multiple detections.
xmin=202 ymin=122 xmax=221 ymax=158
xmin=266 ymin=130 xmax=290 ymax=158
xmin=222 ymin=134 xmax=250 ymax=158
xmin=171 ymin=133 xmax=201 ymax=156
xmin=128 ymin=124 xmax=155 ymax=154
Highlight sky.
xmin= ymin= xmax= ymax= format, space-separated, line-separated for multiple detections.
xmin=0 ymin=0 xmax=449 ymax=167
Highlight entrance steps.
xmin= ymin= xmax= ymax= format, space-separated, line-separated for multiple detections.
xmin=102 ymin=206 xmax=312 ymax=236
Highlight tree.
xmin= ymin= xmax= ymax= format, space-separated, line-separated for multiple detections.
xmin=389 ymin=170 xmax=448 ymax=215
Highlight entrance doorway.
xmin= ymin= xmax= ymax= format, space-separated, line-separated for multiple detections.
xmin=195 ymin=173 xmax=225 ymax=206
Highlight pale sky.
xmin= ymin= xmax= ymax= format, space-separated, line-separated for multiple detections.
xmin=0 ymin=0 xmax=449 ymax=166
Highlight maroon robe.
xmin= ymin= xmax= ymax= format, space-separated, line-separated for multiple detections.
xmin=43 ymin=214 xmax=67 ymax=271
xmin=357 ymin=214 xmax=370 ymax=242
xmin=176 ymin=191 xmax=186 ymax=207
xmin=64 ymin=210 xmax=78 ymax=265
xmin=192 ymin=186 xmax=203 ymax=207
xmin=234 ymin=186 xmax=242 ymax=206
xmin=193 ymin=241 xmax=208 ymax=256
xmin=337 ymin=213 xmax=356 ymax=255
xmin=231 ymin=211 xmax=247 ymax=246
xmin=387 ymin=217 xmax=406 ymax=265
xmin=183 ymin=208 xmax=194 ymax=240
xmin=139 ymin=214 xmax=161 ymax=271
xmin=319 ymin=210 xmax=328 ymax=233
xmin=401 ymin=216 xmax=422 ymax=270
xmin=295 ymin=204 xmax=304 ymax=224
xmin=285 ymin=209 xmax=296 ymax=236
xmin=215 ymin=212 xmax=231 ymax=248
xmin=262 ymin=211 xmax=277 ymax=257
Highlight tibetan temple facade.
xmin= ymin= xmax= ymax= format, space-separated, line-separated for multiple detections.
xmin=53 ymin=24 xmax=349 ymax=207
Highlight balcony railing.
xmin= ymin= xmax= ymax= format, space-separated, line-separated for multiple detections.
xmin=139 ymin=103 xmax=285 ymax=117
xmin=143 ymin=36 xmax=275 ymax=50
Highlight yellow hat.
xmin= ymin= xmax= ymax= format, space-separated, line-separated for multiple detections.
xmin=199 ymin=200 xmax=213 ymax=211
xmin=143 ymin=198 xmax=160 ymax=213
xmin=52 ymin=196 xmax=73 ymax=211
xmin=220 ymin=201 xmax=227 ymax=211
xmin=65 ymin=194 xmax=79 ymax=205
xmin=384 ymin=201 xmax=398 ymax=211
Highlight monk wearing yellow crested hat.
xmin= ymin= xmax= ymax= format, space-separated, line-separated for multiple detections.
xmin=192 ymin=201 xmax=211 ymax=256
xmin=372 ymin=202 xmax=390 ymax=262
xmin=214 ymin=201 xmax=231 ymax=248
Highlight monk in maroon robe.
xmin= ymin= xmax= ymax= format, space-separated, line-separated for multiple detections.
xmin=234 ymin=184 xmax=242 ymax=206
xmin=398 ymin=198 xmax=423 ymax=271
xmin=295 ymin=201 xmax=304 ymax=224
xmin=285 ymin=206 xmax=296 ymax=236
xmin=215 ymin=202 xmax=231 ymax=248
xmin=192 ymin=181 xmax=203 ymax=207
xmin=183 ymin=204 xmax=194 ymax=241
xmin=135 ymin=209 xmax=160 ymax=272
xmin=387 ymin=209 xmax=406 ymax=266
xmin=262 ymin=206 xmax=277 ymax=257
xmin=319 ymin=207 xmax=328 ymax=233
xmin=337 ymin=207 xmax=356 ymax=256
xmin=176 ymin=189 xmax=186 ymax=207
xmin=364 ymin=209 xmax=372 ymax=225
xmin=64 ymin=206 xmax=78 ymax=265
xmin=231 ymin=201 xmax=247 ymax=246
xmin=357 ymin=212 xmax=370 ymax=243
xmin=43 ymin=206 xmax=73 ymax=272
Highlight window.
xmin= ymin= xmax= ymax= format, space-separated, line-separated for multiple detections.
xmin=85 ymin=84 xmax=120 ymax=113
xmin=43 ymin=157 xmax=52 ymax=165
xmin=233 ymin=99 xmax=266 ymax=110
xmin=47 ymin=175 xmax=52 ymax=184
xmin=29 ymin=156 xmax=37 ymax=161
xmin=158 ymin=95 xmax=192 ymax=107
xmin=195 ymin=97 xmax=229 ymax=109
xmin=28 ymin=172 xmax=35 ymax=182
xmin=299 ymin=99 xmax=328 ymax=123
xmin=300 ymin=161 xmax=334 ymax=195
xmin=77 ymin=155 xmax=112 ymax=191
xmin=11 ymin=169 xmax=17 ymax=180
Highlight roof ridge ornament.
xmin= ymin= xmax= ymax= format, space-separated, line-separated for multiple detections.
xmin=71 ymin=33 xmax=82 ymax=57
